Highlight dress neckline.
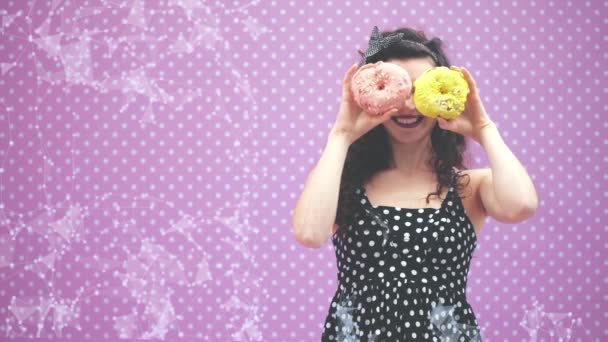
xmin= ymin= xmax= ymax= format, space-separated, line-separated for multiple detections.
xmin=360 ymin=169 xmax=459 ymax=212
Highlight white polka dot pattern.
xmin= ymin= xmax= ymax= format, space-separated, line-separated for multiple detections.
xmin=322 ymin=171 xmax=481 ymax=341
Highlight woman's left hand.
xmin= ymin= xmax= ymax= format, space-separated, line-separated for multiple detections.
xmin=436 ymin=66 xmax=495 ymax=143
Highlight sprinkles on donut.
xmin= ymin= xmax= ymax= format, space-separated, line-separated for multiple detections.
xmin=413 ymin=66 xmax=470 ymax=119
xmin=350 ymin=61 xmax=413 ymax=116
xmin=351 ymin=26 xmax=469 ymax=119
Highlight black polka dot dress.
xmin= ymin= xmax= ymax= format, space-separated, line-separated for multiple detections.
xmin=322 ymin=170 xmax=482 ymax=341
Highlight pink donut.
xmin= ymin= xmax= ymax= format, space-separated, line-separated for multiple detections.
xmin=350 ymin=61 xmax=412 ymax=116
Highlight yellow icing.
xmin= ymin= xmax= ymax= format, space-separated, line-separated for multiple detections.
xmin=413 ymin=66 xmax=470 ymax=119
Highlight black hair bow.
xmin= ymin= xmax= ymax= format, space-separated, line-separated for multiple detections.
xmin=357 ymin=26 xmax=441 ymax=66
xmin=358 ymin=26 xmax=404 ymax=66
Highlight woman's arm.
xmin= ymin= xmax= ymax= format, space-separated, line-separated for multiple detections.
xmin=436 ymin=66 xmax=538 ymax=223
xmin=291 ymin=129 xmax=350 ymax=248
xmin=477 ymin=122 xmax=539 ymax=223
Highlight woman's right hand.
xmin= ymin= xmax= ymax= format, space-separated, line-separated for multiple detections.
xmin=330 ymin=63 xmax=399 ymax=145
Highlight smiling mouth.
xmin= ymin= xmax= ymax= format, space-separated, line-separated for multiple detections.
xmin=391 ymin=115 xmax=424 ymax=128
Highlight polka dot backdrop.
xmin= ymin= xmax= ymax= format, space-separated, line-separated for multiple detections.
xmin=0 ymin=0 xmax=604 ymax=341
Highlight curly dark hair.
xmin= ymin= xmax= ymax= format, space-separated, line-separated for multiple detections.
xmin=334 ymin=26 xmax=471 ymax=233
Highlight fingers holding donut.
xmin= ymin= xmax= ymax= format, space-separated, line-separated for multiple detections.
xmin=452 ymin=65 xmax=488 ymax=118
xmin=334 ymin=63 xmax=399 ymax=144
xmin=342 ymin=63 xmax=360 ymax=102
xmin=375 ymin=108 xmax=400 ymax=123
xmin=450 ymin=66 xmax=478 ymax=98
xmin=445 ymin=65 xmax=494 ymax=142
xmin=342 ymin=107 xmax=398 ymax=144
xmin=363 ymin=107 xmax=397 ymax=124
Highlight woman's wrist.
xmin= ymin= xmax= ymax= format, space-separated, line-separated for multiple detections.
xmin=474 ymin=120 xmax=498 ymax=145
xmin=328 ymin=126 xmax=354 ymax=146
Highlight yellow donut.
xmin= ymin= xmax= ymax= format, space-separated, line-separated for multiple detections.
xmin=413 ymin=66 xmax=470 ymax=119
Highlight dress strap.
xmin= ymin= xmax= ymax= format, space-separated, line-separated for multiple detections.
xmin=447 ymin=168 xmax=466 ymax=207
xmin=451 ymin=167 xmax=462 ymax=186
xmin=447 ymin=168 xmax=462 ymax=202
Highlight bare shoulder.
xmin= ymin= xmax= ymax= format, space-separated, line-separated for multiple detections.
xmin=454 ymin=167 xmax=490 ymax=237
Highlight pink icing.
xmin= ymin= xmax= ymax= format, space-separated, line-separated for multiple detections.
xmin=350 ymin=61 xmax=412 ymax=116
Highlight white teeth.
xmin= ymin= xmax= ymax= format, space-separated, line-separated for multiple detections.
xmin=395 ymin=117 xmax=418 ymax=124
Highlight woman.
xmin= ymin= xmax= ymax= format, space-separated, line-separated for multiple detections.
xmin=291 ymin=26 xmax=538 ymax=341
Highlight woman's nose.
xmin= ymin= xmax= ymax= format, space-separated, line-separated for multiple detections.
xmin=402 ymin=95 xmax=416 ymax=112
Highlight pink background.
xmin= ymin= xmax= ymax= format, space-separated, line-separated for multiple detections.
xmin=0 ymin=0 xmax=604 ymax=341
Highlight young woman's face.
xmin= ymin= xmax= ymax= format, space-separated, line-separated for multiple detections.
xmin=382 ymin=57 xmax=438 ymax=143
